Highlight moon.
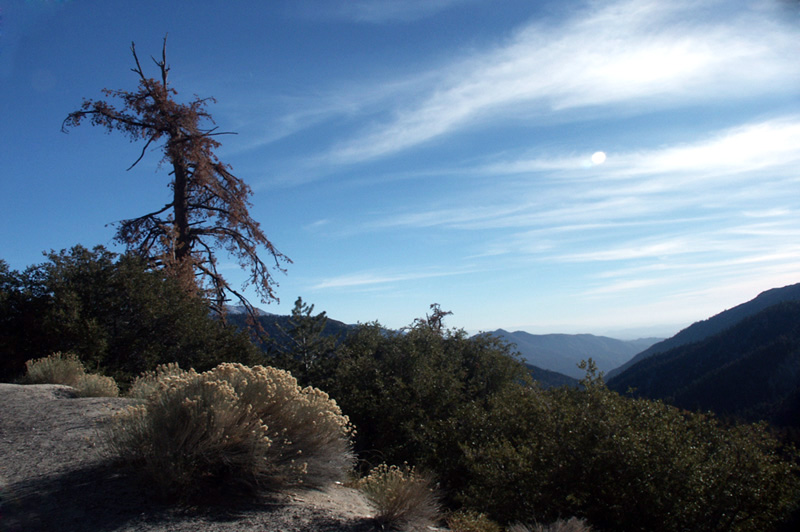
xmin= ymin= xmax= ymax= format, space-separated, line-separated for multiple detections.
xmin=591 ymin=151 xmax=607 ymax=165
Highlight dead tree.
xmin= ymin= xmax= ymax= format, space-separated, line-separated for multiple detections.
xmin=63 ymin=37 xmax=290 ymax=318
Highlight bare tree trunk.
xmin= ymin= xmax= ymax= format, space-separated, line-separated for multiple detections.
xmin=170 ymin=142 xmax=195 ymax=290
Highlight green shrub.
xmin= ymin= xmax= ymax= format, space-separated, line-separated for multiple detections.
xmin=1 ymin=246 xmax=263 ymax=383
xmin=356 ymin=463 xmax=440 ymax=531
xmin=321 ymin=320 xmax=529 ymax=478
xmin=454 ymin=362 xmax=800 ymax=532
xmin=106 ymin=362 xmax=354 ymax=501
xmin=24 ymin=352 xmax=85 ymax=386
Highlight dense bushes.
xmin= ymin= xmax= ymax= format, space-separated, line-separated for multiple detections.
xmin=0 ymin=246 xmax=262 ymax=383
xmin=316 ymin=320 xmax=529 ymax=476
xmin=453 ymin=364 xmax=800 ymax=531
xmin=6 ymin=249 xmax=799 ymax=531
xmin=106 ymin=362 xmax=354 ymax=501
xmin=289 ymin=309 xmax=800 ymax=531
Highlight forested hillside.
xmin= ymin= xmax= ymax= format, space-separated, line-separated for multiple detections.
xmin=608 ymin=301 xmax=800 ymax=431
xmin=608 ymin=283 xmax=800 ymax=379
xmin=227 ymin=305 xmax=579 ymax=389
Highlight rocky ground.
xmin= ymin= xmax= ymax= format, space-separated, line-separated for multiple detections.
xmin=0 ymin=383 xmax=378 ymax=532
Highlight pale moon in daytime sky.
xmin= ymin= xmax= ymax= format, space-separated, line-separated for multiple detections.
xmin=591 ymin=151 xmax=607 ymax=165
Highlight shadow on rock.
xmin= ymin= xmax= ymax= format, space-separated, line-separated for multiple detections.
xmin=2 ymin=461 xmax=376 ymax=532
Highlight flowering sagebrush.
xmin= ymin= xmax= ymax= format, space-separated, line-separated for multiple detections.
xmin=446 ymin=510 xmax=503 ymax=532
xmin=107 ymin=362 xmax=353 ymax=501
xmin=24 ymin=352 xmax=119 ymax=397
xmin=126 ymin=362 xmax=189 ymax=400
xmin=72 ymin=373 xmax=119 ymax=397
xmin=357 ymin=463 xmax=440 ymax=531
xmin=24 ymin=352 xmax=86 ymax=387
xmin=508 ymin=518 xmax=593 ymax=532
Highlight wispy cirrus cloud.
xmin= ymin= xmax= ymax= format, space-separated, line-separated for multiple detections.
xmin=311 ymin=267 xmax=478 ymax=290
xmin=325 ymin=0 xmax=475 ymax=23
xmin=481 ymin=117 xmax=800 ymax=179
xmin=219 ymin=74 xmax=431 ymax=155
xmin=363 ymin=115 xmax=800 ymax=234
xmin=331 ymin=112 xmax=800 ymax=296
xmin=326 ymin=0 xmax=799 ymax=163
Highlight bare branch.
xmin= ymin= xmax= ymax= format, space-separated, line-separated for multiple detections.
xmin=118 ymin=203 xmax=173 ymax=225
xmin=159 ymin=34 xmax=169 ymax=87
xmin=130 ymin=41 xmax=145 ymax=79
xmin=126 ymin=134 xmax=158 ymax=170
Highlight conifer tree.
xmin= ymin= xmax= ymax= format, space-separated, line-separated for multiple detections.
xmin=278 ymin=297 xmax=337 ymax=381
xmin=62 ymin=37 xmax=289 ymax=317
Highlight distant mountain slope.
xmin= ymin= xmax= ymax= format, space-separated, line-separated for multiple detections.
xmin=227 ymin=309 xmax=578 ymax=388
xmin=607 ymin=282 xmax=800 ymax=379
xmin=525 ymin=363 xmax=579 ymax=389
xmin=607 ymin=301 xmax=800 ymax=427
xmin=489 ymin=330 xmax=660 ymax=379
xmin=225 ymin=309 xmax=353 ymax=350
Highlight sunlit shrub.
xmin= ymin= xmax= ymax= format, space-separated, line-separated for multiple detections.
xmin=24 ymin=351 xmax=119 ymax=397
xmin=357 ymin=463 xmax=440 ymax=531
xmin=508 ymin=518 xmax=593 ymax=532
xmin=24 ymin=352 xmax=85 ymax=386
xmin=445 ymin=510 xmax=502 ymax=532
xmin=126 ymin=362 xmax=188 ymax=400
xmin=73 ymin=373 xmax=119 ymax=397
xmin=106 ymin=362 xmax=354 ymax=501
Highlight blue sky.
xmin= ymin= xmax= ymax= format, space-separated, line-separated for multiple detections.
xmin=2 ymin=0 xmax=799 ymax=338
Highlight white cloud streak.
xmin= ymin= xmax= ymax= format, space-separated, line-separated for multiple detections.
xmin=326 ymin=0 xmax=799 ymax=163
xmin=365 ymin=116 xmax=800 ymax=234
xmin=311 ymin=268 xmax=477 ymax=290
xmin=328 ymin=0 xmax=474 ymax=23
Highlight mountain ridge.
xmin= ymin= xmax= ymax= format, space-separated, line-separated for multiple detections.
xmin=226 ymin=309 xmax=585 ymax=388
xmin=607 ymin=282 xmax=800 ymax=379
xmin=607 ymin=300 xmax=800 ymax=429
xmin=488 ymin=329 xmax=660 ymax=379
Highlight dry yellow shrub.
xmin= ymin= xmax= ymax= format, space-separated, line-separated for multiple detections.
xmin=73 ymin=373 xmax=119 ymax=397
xmin=24 ymin=352 xmax=119 ymax=397
xmin=24 ymin=352 xmax=85 ymax=386
xmin=357 ymin=463 xmax=440 ymax=531
xmin=107 ymin=362 xmax=354 ymax=501
xmin=126 ymin=362 xmax=191 ymax=400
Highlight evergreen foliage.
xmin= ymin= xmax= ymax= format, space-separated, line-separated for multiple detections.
xmin=0 ymin=246 xmax=261 ymax=383
xmin=295 ymin=308 xmax=800 ymax=531
xmin=4 ymin=260 xmax=799 ymax=531
xmin=454 ymin=362 xmax=800 ymax=531
xmin=318 ymin=317 xmax=530 ymax=478
xmin=273 ymin=297 xmax=339 ymax=384
xmin=608 ymin=301 xmax=800 ymax=431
